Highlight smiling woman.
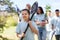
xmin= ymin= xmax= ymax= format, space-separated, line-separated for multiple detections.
xmin=16 ymin=9 xmax=38 ymax=40
xmin=21 ymin=9 xmax=30 ymax=21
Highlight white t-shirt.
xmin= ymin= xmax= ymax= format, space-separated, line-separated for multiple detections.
xmin=46 ymin=16 xmax=53 ymax=31
xmin=32 ymin=13 xmax=47 ymax=27
xmin=51 ymin=16 xmax=60 ymax=35
xmin=16 ymin=21 xmax=38 ymax=40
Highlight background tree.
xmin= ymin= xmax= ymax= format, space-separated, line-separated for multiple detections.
xmin=0 ymin=0 xmax=16 ymax=12
xmin=45 ymin=5 xmax=51 ymax=16
xmin=0 ymin=0 xmax=17 ymax=33
xmin=45 ymin=5 xmax=51 ymax=12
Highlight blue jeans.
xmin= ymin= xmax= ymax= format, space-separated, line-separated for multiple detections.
xmin=38 ymin=27 xmax=46 ymax=40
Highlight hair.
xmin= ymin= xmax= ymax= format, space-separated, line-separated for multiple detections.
xmin=55 ymin=9 xmax=59 ymax=12
xmin=38 ymin=7 xmax=44 ymax=14
xmin=22 ymin=9 xmax=30 ymax=15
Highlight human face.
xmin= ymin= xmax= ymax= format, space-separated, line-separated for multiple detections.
xmin=48 ymin=11 xmax=51 ymax=17
xmin=55 ymin=11 xmax=59 ymax=17
xmin=37 ymin=8 xmax=42 ymax=14
xmin=22 ymin=10 xmax=30 ymax=21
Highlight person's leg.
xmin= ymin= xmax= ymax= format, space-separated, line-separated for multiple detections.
xmin=55 ymin=35 xmax=59 ymax=40
xmin=42 ymin=29 xmax=46 ymax=40
xmin=38 ymin=27 xmax=43 ymax=40
xmin=47 ymin=31 xmax=51 ymax=40
xmin=48 ymin=31 xmax=53 ymax=40
xmin=55 ymin=35 xmax=60 ymax=40
xmin=58 ymin=35 xmax=60 ymax=40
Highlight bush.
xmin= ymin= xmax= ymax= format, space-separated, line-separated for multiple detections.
xmin=0 ymin=16 xmax=6 ymax=32
xmin=0 ymin=13 xmax=18 ymax=32
xmin=5 ymin=15 xmax=18 ymax=28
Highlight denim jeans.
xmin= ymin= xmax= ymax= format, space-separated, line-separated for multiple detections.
xmin=38 ymin=27 xmax=46 ymax=40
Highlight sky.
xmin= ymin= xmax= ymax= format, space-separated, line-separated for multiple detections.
xmin=10 ymin=0 xmax=60 ymax=12
xmin=0 ymin=0 xmax=60 ymax=12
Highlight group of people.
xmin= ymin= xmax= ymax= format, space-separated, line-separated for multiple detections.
xmin=16 ymin=4 xmax=60 ymax=40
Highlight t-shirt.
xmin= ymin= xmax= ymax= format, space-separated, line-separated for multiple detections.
xmin=46 ymin=16 xmax=53 ymax=31
xmin=32 ymin=13 xmax=47 ymax=27
xmin=51 ymin=16 xmax=60 ymax=35
xmin=16 ymin=21 xmax=38 ymax=40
